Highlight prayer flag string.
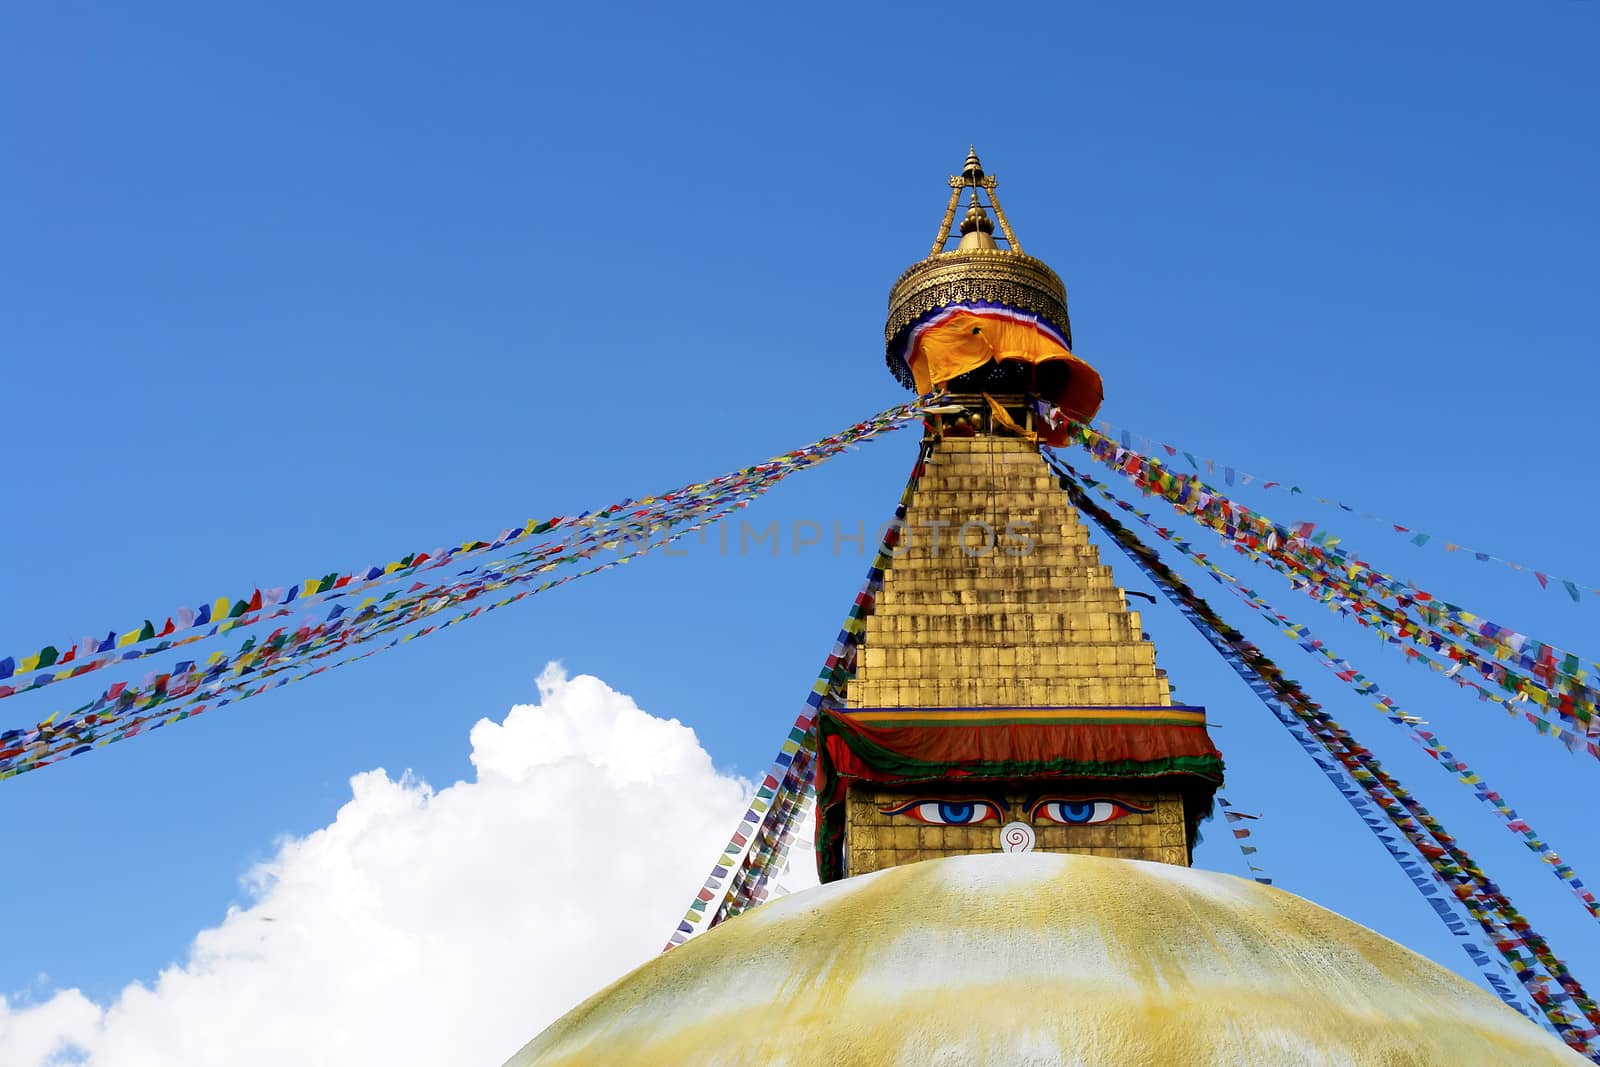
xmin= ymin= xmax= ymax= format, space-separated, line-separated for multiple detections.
xmin=1087 ymin=415 xmax=1597 ymax=603
xmin=1053 ymin=459 xmax=1599 ymax=1056
xmin=2 ymin=483 xmax=764 ymax=780
xmin=1058 ymin=460 xmax=1600 ymax=924
xmin=0 ymin=402 xmax=932 ymax=698
xmin=1054 ymin=410 xmax=1600 ymax=698
xmin=1057 ymin=418 xmax=1600 ymax=759
xmin=711 ymin=447 xmax=931 ymax=925
xmin=1216 ymin=796 xmax=1273 ymax=887
xmin=666 ymin=442 xmax=931 ymax=949
xmin=1 ymin=401 xmax=931 ymax=781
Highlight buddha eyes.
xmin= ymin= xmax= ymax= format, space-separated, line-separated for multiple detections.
xmin=879 ymin=800 xmax=1002 ymax=826
xmin=1029 ymin=798 xmax=1151 ymax=825
xmin=878 ymin=798 xmax=1151 ymax=826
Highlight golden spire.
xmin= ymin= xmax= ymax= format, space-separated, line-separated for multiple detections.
xmin=962 ymin=144 xmax=984 ymax=183
xmin=885 ymin=148 xmax=1075 ymax=391
xmin=928 ymin=146 xmax=1022 ymax=254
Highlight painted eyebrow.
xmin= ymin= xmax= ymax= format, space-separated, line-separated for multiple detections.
xmin=877 ymin=796 xmax=1008 ymax=815
xmin=1025 ymin=796 xmax=1155 ymax=817
xmin=1023 ymin=794 xmax=1155 ymax=807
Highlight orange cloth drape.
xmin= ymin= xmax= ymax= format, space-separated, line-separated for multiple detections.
xmin=906 ymin=309 xmax=1103 ymax=432
xmin=907 ymin=311 xmax=1071 ymax=392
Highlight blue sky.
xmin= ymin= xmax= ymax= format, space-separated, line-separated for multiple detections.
xmin=2 ymin=0 xmax=1597 ymax=1018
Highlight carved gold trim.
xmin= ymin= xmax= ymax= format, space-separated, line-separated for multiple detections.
xmin=930 ymin=184 xmax=963 ymax=257
xmin=884 ymin=249 xmax=1072 ymax=347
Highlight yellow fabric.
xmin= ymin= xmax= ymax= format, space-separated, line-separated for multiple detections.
xmin=908 ymin=312 xmax=1073 ymax=393
xmin=983 ymin=393 xmax=1039 ymax=444
xmin=906 ymin=311 xmax=1105 ymax=429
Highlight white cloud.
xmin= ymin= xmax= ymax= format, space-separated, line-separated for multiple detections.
xmin=0 ymin=664 xmax=790 ymax=1066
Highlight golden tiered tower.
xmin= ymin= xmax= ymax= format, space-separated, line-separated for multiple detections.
xmin=812 ymin=149 xmax=1222 ymax=880
xmin=838 ymin=435 xmax=1202 ymax=872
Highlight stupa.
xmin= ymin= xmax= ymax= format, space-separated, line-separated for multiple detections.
xmin=505 ymin=151 xmax=1584 ymax=1066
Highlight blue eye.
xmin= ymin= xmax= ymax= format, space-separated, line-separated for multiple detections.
xmin=879 ymin=799 xmax=1002 ymax=825
xmin=1031 ymin=798 xmax=1152 ymax=826
xmin=939 ymin=802 xmax=976 ymax=824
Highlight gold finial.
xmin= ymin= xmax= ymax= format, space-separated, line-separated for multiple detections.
xmin=930 ymin=146 xmax=1021 ymax=254
xmin=962 ymin=146 xmax=985 ymax=185
xmin=960 ymin=193 xmax=994 ymax=235
xmin=957 ymin=193 xmax=997 ymax=250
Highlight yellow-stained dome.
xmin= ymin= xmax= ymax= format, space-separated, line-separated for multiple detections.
xmin=508 ymin=853 xmax=1582 ymax=1066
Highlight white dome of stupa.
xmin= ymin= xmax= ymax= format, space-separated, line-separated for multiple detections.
xmin=508 ymin=852 xmax=1581 ymax=1065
